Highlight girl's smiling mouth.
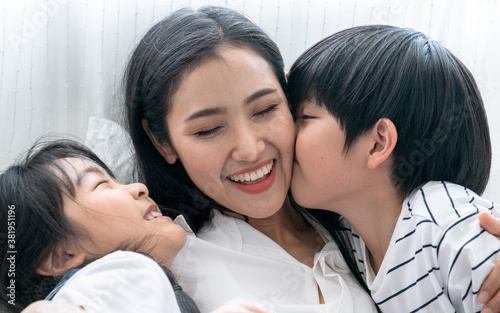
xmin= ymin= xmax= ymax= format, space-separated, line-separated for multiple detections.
xmin=144 ymin=204 xmax=165 ymax=221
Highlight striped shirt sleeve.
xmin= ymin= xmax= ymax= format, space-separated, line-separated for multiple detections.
xmin=436 ymin=198 xmax=500 ymax=312
xmin=345 ymin=181 xmax=500 ymax=313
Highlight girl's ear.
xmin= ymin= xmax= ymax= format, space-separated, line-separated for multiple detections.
xmin=141 ymin=118 xmax=178 ymax=164
xmin=36 ymin=241 xmax=86 ymax=277
xmin=366 ymin=118 xmax=398 ymax=169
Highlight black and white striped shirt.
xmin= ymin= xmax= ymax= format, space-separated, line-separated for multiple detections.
xmin=344 ymin=181 xmax=499 ymax=313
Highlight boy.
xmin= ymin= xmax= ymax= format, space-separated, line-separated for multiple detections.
xmin=288 ymin=25 xmax=498 ymax=312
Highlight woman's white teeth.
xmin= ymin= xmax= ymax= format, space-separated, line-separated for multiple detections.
xmin=256 ymin=169 xmax=264 ymax=179
xmin=228 ymin=160 xmax=274 ymax=183
xmin=145 ymin=211 xmax=162 ymax=221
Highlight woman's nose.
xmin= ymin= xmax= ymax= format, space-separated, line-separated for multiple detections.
xmin=125 ymin=182 xmax=149 ymax=199
xmin=231 ymin=124 xmax=265 ymax=162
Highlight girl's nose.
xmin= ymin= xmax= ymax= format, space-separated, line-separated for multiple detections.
xmin=125 ymin=182 xmax=149 ymax=199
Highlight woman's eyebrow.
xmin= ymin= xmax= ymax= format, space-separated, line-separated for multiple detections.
xmin=76 ymin=167 xmax=106 ymax=186
xmin=185 ymin=107 xmax=227 ymax=122
xmin=244 ymin=88 xmax=277 ymax=105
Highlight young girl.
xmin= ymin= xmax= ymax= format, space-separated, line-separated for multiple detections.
xmin=0 ymin=139 xmax=269 ymax=313
xmin=288 ymin=25 xmax=499 ymax=312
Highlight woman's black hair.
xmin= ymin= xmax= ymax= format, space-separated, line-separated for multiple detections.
xmin=124 ymin=6 xmax=288 ymax=232
xmin=0 ymin=139 xmax=199 ymax=313
xmin=288 ymin=25 xmax=491 ymax=196
xmin=162 ymin=266 xmax=200 ymax=313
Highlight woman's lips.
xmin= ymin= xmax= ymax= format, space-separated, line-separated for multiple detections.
xmin=227 ymin=159 xmax=274 ymax=183
xmin=227 ymin=160 xmax=276 ymax=194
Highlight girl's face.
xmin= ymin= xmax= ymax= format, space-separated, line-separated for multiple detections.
xmin=291 ymin=101 xmax=368 ymax=211
xmin=161 ymin=47 xmax=295 ymax=218
xmin=60 ymin=158 xmax=186 ymax=266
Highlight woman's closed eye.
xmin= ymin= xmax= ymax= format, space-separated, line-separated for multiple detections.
xmin=254 ymin=104 xmax=278 ymax=118
xmin=193 ymin=105 xmax=279 ymax=138
xmin=195 ymin=126 xmax=222 ymax=138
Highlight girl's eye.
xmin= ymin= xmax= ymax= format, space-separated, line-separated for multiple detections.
xmin=195 ymin=126 xmax=222 ymax=138
xmin=95 ymin=180 xmax=109 ymax=188
xmin=255 ymin=105 xmax=278 ymax=117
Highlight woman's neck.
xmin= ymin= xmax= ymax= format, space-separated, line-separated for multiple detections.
xmin=246 ymin=198 xmax=324 ymax=267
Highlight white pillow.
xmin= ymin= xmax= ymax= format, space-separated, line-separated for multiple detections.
xmin=84 ymin=117 xmax=137 ymax=184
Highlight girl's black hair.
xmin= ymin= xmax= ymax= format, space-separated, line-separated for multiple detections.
xmin=288 ymin=25 xmax=491 ymax=196
xmin=0 ymin=139 xmax=111 ymax=312
xmin=0 ymin=139 xmax=199 ymax=313
xmin=124 ymin=6 xmax=288 ymax=232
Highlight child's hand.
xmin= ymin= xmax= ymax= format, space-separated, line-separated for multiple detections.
xmin=478 ymin=212 xmax=500 ymax=313
xmin=21 ymin=301 xmax=85 ymax=313
xmin=210 ymin=299 xmax=273 ymax=313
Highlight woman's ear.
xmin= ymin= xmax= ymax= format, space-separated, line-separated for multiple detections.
xmin=141 ymin=118 xmax=178 ymax=164
xmin=366 ymin=118 xmax=398 ymax=170
xmin=36 ymin=241 xmax=86 ymax=277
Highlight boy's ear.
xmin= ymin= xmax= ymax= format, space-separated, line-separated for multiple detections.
xmin=36 ymin=241 xmax=86 ymax=277
xmin=366 ymin=118 xmax=398 ymax=170
xmin=142 ymin=118 xmax=178 ymax=164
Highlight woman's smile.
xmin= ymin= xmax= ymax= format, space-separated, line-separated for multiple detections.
xmin=227 ymin=159 xmax=274 ymax=183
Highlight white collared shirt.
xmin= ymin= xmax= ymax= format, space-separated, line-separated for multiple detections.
xmin=172 ymin=210 xmax=377 ymax=313
xmin=52 ymin=251 xmax=181 ymax=313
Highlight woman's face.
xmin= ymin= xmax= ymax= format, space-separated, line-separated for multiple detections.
xmin=60 ymin=158 xmax=186 ymax=266
xmin=161 ymin=47 xmax=295 ymax=218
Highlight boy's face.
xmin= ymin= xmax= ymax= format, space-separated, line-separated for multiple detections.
xmin=291 ymin=100 xmax=369 ymax=212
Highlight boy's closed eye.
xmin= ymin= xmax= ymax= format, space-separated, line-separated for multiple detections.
xmin=298 ymin=115 xmax=315 ymax=119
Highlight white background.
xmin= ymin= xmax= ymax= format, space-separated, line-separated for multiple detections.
xmin=0 ymin=0 xmax=498 ymax=202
